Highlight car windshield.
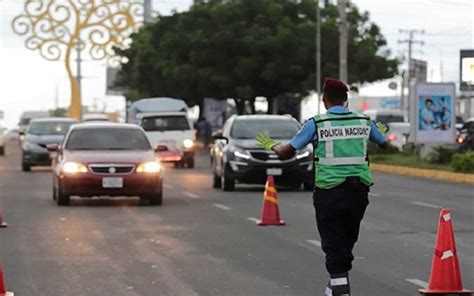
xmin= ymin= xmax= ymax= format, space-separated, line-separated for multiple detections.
xmin=388 ymin=124 xmax=410 ymax=134
xmin=375 ymin=115 xmax=405 ymax=124
xmin=231 ymin=119 xmax=300 ymax=139
xmin=141 ymin=115 xmax=190 ymax=131
xmin=66 ymin=128 xmax=151 ymax=150
xmin=28 ymin=121 xmax=74 ymax=135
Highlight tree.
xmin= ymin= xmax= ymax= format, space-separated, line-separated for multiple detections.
xmin=115 ymin=0 xmax=398 ymax=114
xmin=12 ymin=0 xmax=142 ymax=119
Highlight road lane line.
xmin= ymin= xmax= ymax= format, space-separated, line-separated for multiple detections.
xmin=212 ymin=203 xmax=231 ymax=210
xmin=411 ymin=201 xmax=442 ymax=209
xmin=406 ymin=279 xmax=428 ymax=288
xmin=247 ymin=217 xmax=260 ymax=223
xmin=164 ymin=184 xmax=174 ymax=189
xmin=183 ymin=192 xmax=200 ymax=199
xmin=368 ymin=193 xmax=381 ymax=197
xmin=306 ymin=239 xmax=322 ymax=248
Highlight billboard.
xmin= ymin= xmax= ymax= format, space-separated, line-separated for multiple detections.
xmin=412 ymin=83 xmax=456 ymax=143
xmin=460 ymin=50 xmax=474 ymax=91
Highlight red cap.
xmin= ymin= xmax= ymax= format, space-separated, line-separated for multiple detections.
xmin=323 ymin=77 xmax=349 ymax=93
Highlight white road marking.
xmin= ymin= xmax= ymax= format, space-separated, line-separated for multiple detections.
xmin=406 ymin=279 xmax=428 ymax=288
xmin=183 ymin=192 xmax=200 ymax=199
xmin=306 ymin=239 xmax=322 ymax=248
xmin=368 ymin=193 xmax=381 ymax=197
xmin=247 ymin=217 xmax=260 ymax=223
xmin=411 ymin=201 xmax=442 ymax=209
xmin=164 ymin=184 xmax=174 ymax=189
xmin=212 ymin=203 xmax=231 ymax=210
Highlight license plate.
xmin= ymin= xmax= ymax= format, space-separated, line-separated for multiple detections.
xmin=102 ymin=177 xmax=123 ymax=188
xmin=266 ymin=168 xmax=282 ymax=176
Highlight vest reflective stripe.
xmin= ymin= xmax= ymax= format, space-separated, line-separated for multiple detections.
xmin=317 ymin=156 xmax=366 ymax=165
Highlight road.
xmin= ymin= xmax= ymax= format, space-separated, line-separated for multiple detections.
xmin=0 ymin=141 xmax=472 ymax=296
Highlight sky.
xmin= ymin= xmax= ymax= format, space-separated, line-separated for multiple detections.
xmin=0 ymin=0 xmax=473 ymax=128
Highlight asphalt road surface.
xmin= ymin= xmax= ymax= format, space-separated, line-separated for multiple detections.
xmin=0 ymin=141 xmax=472 ymax=296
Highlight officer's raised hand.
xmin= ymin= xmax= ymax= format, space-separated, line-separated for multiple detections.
xmin=376 ymin=122 xmax=389 ymax=134
xmin=256 ymin=133 xmax=280 ymax=150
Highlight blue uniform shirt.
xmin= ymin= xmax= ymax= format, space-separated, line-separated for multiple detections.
xmin=290 ymin=106 xmax=387 ymax=150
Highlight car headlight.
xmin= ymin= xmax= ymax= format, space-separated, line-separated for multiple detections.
xmin=296 ymin=150 xmax=311 ymax=160
xmin=233 ymin=150 xmax=251 ymax=160
xmin=62 ymin=162 xmax=88 ymax=174
xmin=183 ymin=139 xmax=194 ymax=149
xmin=136 ymin=161 xmax=161 ymax=173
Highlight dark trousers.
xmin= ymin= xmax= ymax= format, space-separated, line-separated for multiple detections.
xmin=313 ymin=178 xmax=369 ymax=275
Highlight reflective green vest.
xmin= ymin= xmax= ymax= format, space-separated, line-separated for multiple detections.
xmin=313 ymin=112 xmax=372 ymax=189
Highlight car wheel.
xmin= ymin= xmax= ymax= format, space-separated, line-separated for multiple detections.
xmin=187 ymin=157 xmax=195 ymax=169
xmin=56 ymin=192 xmax=70 ymax=206
xmin=0 ymin=146 xmax=4 ymax=156
xmin=22 ymin=162 xmax=31 ymax=172
xmin=149 ymin=191 xmax=163 ymax=206
xmin=303 ymin=181 xmax=314 ymax=192
xmin=222 ymin=170 xmax=235 ymax=192
xmin=213 ymin=173 xmax=222 ymax=189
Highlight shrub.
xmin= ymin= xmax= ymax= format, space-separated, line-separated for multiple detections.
xmin=427 ymin=146 xmax=456 ymax=164
xmin=451 ymin=152 xmax=474 ymax=173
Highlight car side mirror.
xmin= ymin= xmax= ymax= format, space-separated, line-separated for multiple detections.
xmin=155 ymin=145 xmax=169 ymax=152
xmin=47 ymin=144 xmax=59 ymax=152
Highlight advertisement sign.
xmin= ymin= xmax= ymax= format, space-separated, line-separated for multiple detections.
xmin=412 ymin=83 xmax=456 ymax=143
xmin=203 ymin=98 xmax=226 ymax=128
xmin=460 ymin=50 xmax=474 ymax=91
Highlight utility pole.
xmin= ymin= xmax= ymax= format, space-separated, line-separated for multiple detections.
xmin=398 ymin=29 xmax=424 ymax=112
xmin=144 ymin=0 xmax=152 ymax=23
xmin=337 ymin=0 xmax=348 ymax=82
xmin=316 ymin=0 xmax=321 ymax=114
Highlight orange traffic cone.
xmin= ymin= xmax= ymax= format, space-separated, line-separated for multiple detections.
xmin=0 ymin=265 xmax=14 ymax=296
xmin=419 ymin=209 xmax=473 ymax=295
xmin=257 ymin=176 xmax=285 ymax=226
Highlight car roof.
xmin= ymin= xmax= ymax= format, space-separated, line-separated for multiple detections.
xmin=30 ymin=117 xmax=78 ymax=123
xmin=139 ymin=111 xmax=188 ymax=118
xmin=233 ymin=114 xmax=295 ymax=121
xmin=71 ymin=122 xmax=140 ymax=130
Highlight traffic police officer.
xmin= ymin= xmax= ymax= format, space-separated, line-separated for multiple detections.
xmin=256 ymin=77 xmax=388 ymax=295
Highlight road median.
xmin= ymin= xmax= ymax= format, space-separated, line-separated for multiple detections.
xmin=371 ymin=163 xmax=474 ymax=184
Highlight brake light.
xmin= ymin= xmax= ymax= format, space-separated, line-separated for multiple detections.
xmin=388 ymin=134 xmax=397 ymax=141
xmin=456 ymin=135 xmax=465 ymax=144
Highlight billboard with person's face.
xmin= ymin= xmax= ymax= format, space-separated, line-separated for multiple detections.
xmin=412 ymin=83 xmax=456 ymax=143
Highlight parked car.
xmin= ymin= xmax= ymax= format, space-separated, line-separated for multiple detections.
xmin=210 ymin=115 xmax=313 ymax=191
xmin=386 ymin=122 xmax=410 ymax=152
xmin=49 ymin=123 xmax=164 ymax=206
xmin=21 ymin=117 xmax=77 ymax=171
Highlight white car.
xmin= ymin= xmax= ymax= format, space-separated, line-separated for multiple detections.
xmin=139 ymin=112 xmax=196 ymax=168
xmin=387 ymin=122 xmax=410 ymax=151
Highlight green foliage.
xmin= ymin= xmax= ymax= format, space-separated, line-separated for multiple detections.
xmin=451 ymin=152 xmax=474 ymax=173
xmin=427 ymin=146 xmax=456 ymax=164
xmin=115 ymin=0 xmax=398 ymax=111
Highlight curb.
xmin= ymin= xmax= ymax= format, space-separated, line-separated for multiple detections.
xmin=371 ymin=163 xmax=474 ymax=184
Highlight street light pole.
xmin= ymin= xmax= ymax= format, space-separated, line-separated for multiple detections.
xmin=337 ymin=0 xmax=348 ymax=82
xmin=144 ymin=0 xmax=152 ymax=23
xmin=316 ymin=0 xmax=321 ymax=114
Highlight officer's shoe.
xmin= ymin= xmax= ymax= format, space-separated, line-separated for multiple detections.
xmin=325 ymin=273 xmax=350 ymax=296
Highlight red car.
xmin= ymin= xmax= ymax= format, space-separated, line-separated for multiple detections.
xmin=48 ymin=123 xmax=163 ymax=206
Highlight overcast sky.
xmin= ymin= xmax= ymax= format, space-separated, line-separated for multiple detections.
xmin=0 ymin=0 xmax=473 ymax=128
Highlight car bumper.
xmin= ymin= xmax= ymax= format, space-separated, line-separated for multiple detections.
xmin=23 ymin=150 xmax=51 ymax=166
xmin=58 ymin=173 xmax=163 ymax=197
xmin=226 ymin=160 xmax=313 ymax=185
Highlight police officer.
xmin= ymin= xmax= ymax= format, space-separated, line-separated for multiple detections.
xmin=256 ymin=77 xmax=388 ymax=295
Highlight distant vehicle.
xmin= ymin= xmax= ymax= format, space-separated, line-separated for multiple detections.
xmin=5 ymin=128 xmax=20 ymax=141
xmin=455 ymin=115 xmax=464 ymax=131
xmin=386 ymin=122 xmax=410 ymax=152
xmin=21 ymin=117 xmax=77 ymax=171
xmin=128 ymin=98 xmax=196 ymax=168
xmin=0 ymin=127 xmax=5 ymax=155
xmin=363 ymin=109 xmax=406 ymax=124
xmin=210 ymin=115 xmax=313 ymax=191
xmin=457 ymin=117 xmax=474 ymax=151
xmin=18 ymin=110 xmax=50 ymax=133
xmin=48 ymin=123 xmax=164 ymax=206
xmin=82 ymin=113 xmax=110 ymax=122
